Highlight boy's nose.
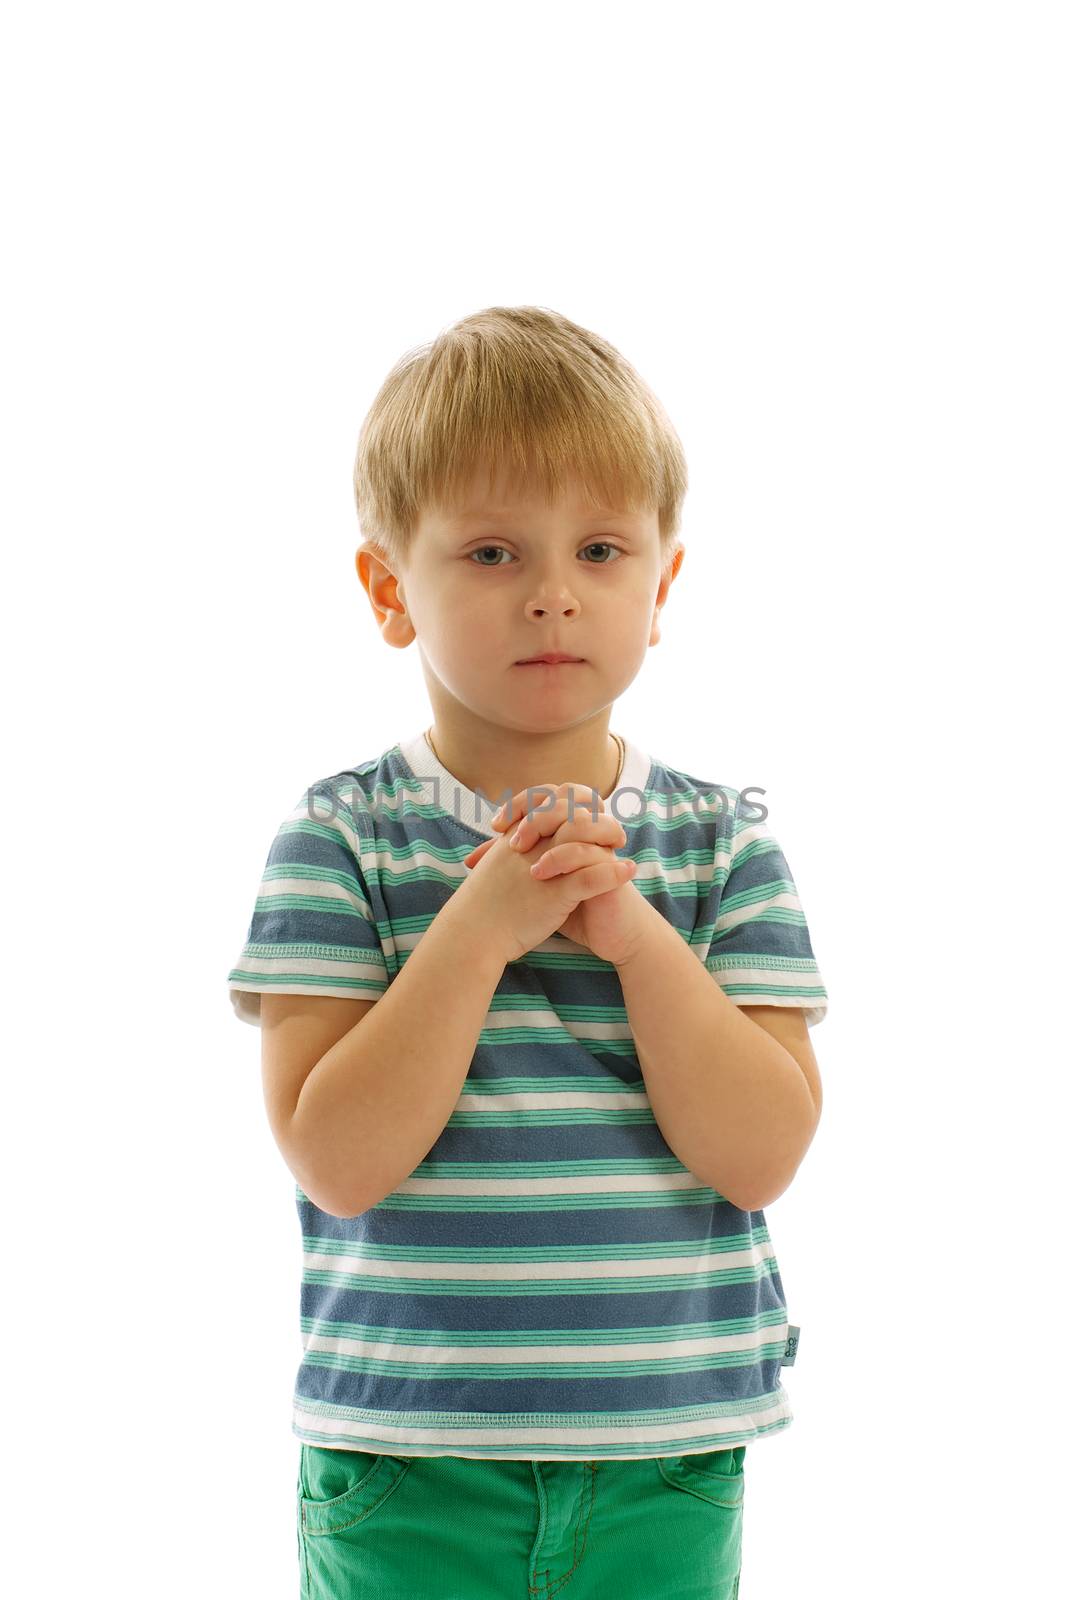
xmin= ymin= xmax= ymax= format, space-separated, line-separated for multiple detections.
xmin=524 ymin=590 xmax=579 ymax=618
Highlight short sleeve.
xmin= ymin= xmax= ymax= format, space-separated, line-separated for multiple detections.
xmin=227 ymin=781 xmax=390 ymax=1027
xmin=704 ymin=803 xmax=829 ymax=1027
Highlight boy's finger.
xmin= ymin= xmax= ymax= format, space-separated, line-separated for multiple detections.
xmin=529 ymin=840 xmax=628 ymax=880
xmin=513 ymin=809 xmax=625 ymax=850
xmin=492 ymin=782 xmax=618 ymax=843
xmin=491 ymin=779 xmax=613 ymax=826
xmin=489 ymin=784 xmax=560 ymax=829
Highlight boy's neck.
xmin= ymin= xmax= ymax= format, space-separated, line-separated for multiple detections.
xmin=425 ymin=722 xmax=624 ymax=811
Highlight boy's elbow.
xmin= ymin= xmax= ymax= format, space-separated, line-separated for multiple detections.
xmin=326 ymin=1196 xmax=367 ymax=1221
xmin=735 ymin=1176 xmax=791 ymax=1213
xmin=314 ymin=1179 xmax=385 ymax=1219
xmin=737 ymin=1112 xmax=821 ymax=1212
xmin=288 ymin=1164 xmax=370 ymax=1220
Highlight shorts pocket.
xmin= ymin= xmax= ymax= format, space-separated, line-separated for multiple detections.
xmin=656 ymin=1444 xmax=746 ymax=1509
xmin=656 ymin=1447 xmax=745 ymax=1598
xmin=298 ymin=1443 xmax=413 ymax=1537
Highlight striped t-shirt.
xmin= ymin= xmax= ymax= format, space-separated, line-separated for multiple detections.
xmin=227 ymin=728 xmax=828 ymax=1461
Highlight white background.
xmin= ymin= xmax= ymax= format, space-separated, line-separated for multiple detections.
xmin=4 ymin=3 xmax=1063 ymax=1595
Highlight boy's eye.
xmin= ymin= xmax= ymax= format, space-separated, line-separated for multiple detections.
xmin=468 ymin=546 xmax=512 ymax=566
xmin=468 ymin=543 xmax=622 ymax=567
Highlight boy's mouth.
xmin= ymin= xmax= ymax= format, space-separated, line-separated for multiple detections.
xmin=515 ymin=653 xmax=585 ymax=665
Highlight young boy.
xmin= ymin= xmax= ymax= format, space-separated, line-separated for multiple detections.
xmin=228 ymin=305 xmax=828 ymax=1599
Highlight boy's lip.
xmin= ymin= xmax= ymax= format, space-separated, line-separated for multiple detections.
xmin=515 ymin=653 xmax=585 ymax=664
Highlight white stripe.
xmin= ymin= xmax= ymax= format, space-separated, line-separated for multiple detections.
xmin=478 ymin=1008 xmax=633 ymax=1038
xmin=454 ymin=1089 xmax=647 ymax=1111
xmin=258 ymin=872 xmax=375 ymax=917
xmin=231 ymin=953 xmax=385 ymax=983
xmin=300 ymin=1320 xmax=789 ymax=1364
xmin=390 ymin=1172 xmax=714 ymax=1197
xmin=302 ymin=1238 xmax=777 ymax=1282
xmin=714 ymin=888 xmax=804 ymax=932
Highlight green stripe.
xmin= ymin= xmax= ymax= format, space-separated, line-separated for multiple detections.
xmin=302 ymin=1262 xmax=780 ymax=1299
xmin=299 ymin=1346 xmax=787 ymax=1378
xmin=303 ymin=1230 xmax=772 ymax=1260
xmin=228 ymin=969 xmax=385 ymax=994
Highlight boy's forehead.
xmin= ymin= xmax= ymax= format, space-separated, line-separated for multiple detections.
xmin=434 ymin=474 xmax=645 ymax=527
xmin=444 ymin=501 xmax=640 ymax=526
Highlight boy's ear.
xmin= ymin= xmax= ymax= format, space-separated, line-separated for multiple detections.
xmin=664 ymin=544 xmax=685 ymax=587
xmin=355 ymin=542 xmax=416 ymax=647
xmin=649 ymin=545 xmax=685 ymax=646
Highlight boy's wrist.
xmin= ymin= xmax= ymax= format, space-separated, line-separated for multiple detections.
xmin=437 ymin=880 xmax=516 ymax=974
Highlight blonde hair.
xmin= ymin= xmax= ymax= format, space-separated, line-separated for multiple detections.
xmin=354 ymin=305 xmax=688 ymax=572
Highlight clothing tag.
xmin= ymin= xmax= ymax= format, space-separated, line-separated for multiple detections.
xmin=781 ymin=1325 xmax=800 ymax=1366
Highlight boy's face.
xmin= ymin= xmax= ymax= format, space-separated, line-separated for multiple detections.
xmin=358 ymin=464 xmax=683 ymax=747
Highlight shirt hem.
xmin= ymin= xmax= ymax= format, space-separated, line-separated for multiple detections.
xmin=291 ymin=1395 xmax=793 ymax=1460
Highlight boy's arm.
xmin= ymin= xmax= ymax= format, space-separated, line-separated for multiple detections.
xmin=272 ymin=892 xmax=508 ymax=1217
xmin=614 ymin=897 xmax=821 ymax=1212
xmin=737 ymin=1003 xmax=822 ymax=1121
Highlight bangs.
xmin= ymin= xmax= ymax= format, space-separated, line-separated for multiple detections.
xmin=355 ymin=305 xmax=687 ymax=567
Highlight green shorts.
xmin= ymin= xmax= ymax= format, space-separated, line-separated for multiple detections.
xmin=297 ymin=1440 xmax=746 ymax=1599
